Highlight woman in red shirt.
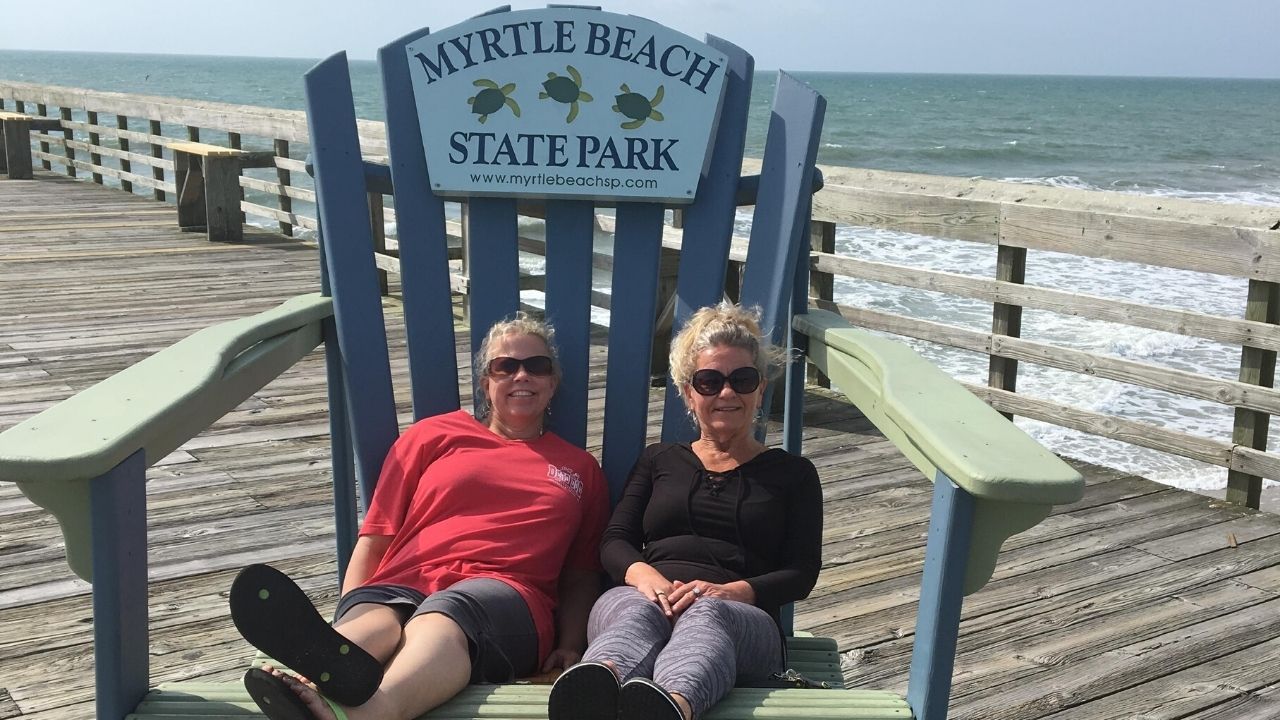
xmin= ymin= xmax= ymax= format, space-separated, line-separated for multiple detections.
xmin=231 ymin=314 xmax=609 ymax=720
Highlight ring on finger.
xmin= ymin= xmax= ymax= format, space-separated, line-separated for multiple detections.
xmin=692 ymin=587 xmax=703 ymax=597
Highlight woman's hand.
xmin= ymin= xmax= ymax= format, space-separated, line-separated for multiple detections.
xmin=624 ymin=562 xmax=676 ymax=618
xmin=666 ymin=579 xmax=756 ymax=615
xmin=541 ymin=647 xmax=583 ymax=672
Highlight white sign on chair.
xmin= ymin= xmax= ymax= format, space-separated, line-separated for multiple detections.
xmin=405 ymin=7 xmax=729 ymax=203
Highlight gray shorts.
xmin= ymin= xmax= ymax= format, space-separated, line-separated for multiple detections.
xmin=334 ymin=577 xmax=539 ymax=683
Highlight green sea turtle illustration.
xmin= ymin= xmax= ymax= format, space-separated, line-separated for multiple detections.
xmin=540 ymin=65 xmax=593 ymax=123
xmin=468 ymin=79 xmax=520 ymax=123
xmin=612 ymin=83 xmax=664 ymax=129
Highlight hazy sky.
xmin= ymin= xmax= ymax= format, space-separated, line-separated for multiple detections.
xmin=3 ymin=0 xmax=1278 ymax=78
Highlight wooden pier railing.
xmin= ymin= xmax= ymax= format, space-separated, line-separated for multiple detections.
xmin=3 ymin=81 xmax=1280 ymax=509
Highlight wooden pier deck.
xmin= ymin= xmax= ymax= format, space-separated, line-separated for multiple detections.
xmin=2 ymin=174 xmax=1280 ymax=720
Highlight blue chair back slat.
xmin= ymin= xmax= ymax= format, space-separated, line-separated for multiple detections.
xmin=660 ymin=37 xmax=754 ymax=444
xmin=600 ymin=202 xmax=667 ymax=502
xmin=737 ymin=71 xmax=826 ymax=349
xmin=466 ymin=197 xmax=522 ymax=413
xmin=543 ymin=200 xmax=597 ymax=448
xmin=304 ymin=53 xmax=399 ymax=509
xmin=378 ymin=30 xmax=462 ymax=421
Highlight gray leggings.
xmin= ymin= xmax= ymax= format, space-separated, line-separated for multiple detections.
xmin=582 ymin=585 xmax=783 ymax=718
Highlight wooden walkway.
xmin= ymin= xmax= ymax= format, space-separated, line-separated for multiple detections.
xmin=2 ymin=174 xmax=1280 ymax=720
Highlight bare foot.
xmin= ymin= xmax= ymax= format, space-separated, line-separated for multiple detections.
xmin=260 ymin=664 xmax=347 ymax=720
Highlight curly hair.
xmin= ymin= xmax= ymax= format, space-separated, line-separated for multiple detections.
xmin=473 ymin=312 xmax=562 ymax=419
xmin=668 ymin=302 xmax=786 ymax=394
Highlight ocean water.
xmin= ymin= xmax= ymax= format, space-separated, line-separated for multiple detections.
xmin=3 ymin=50 xmax=1280 ymax=493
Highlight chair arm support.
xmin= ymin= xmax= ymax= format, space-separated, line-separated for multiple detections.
xmin=0 ymin=293 xmax=333 ymax=580
xmin=795 ymin=309 xmax=1084 ymax=593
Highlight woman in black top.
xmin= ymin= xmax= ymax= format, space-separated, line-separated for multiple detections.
xmin=549 ymin=303 xmax=823 ymax=720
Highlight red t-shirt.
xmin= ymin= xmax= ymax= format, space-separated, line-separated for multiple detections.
xmin=360 ymin=409 xmax=608 ymax=661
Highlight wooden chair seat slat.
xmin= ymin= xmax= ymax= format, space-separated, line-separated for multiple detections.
xmin=135 ymin=640 xmax=906 ymax=719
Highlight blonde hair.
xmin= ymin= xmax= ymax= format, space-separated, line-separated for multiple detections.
xmin=669 ymin=302 xmax=785 ymax=391
xmin=473 ymin=312 xmax=561 ymax=418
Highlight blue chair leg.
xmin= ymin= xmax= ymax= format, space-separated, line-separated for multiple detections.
xmin=91 ymin=449 xmax=150 ymax=720
xmin=907 ymin=472 xmax=975 ymax=720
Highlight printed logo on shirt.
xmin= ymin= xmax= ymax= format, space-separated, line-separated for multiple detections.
xmin=548 ymin=464 xmax=584 ymax=500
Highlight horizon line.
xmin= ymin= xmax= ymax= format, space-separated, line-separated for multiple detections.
xmin=2 ymin=47 xmax=1278 ymax=82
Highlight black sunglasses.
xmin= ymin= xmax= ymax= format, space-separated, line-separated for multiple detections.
xmin=487 ymin=355 xmax=555 ymax=377
xmin=690 ymin=367 xmax=761 ymax=396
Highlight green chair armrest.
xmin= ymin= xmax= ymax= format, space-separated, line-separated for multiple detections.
xmin=795 ymin=309 xmax=1084 ymax=593
xmin=0 ymin=293 xmax=333 ymax=580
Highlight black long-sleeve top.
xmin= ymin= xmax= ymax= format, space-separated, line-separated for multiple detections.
xmin=600 ymin=443 xmax=823 ymax=632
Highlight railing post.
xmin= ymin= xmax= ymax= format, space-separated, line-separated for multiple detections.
xmin=724 ymin=258 xmax=742 ymax=303
xmin=1227 ymin=279 xmax=1279 ymax=509
xmin=87 ymin=110 xmax=103 ymax=184
xmin=988 ymin=244 xmax=1027 ymax=420
xmin=116 ymin=115 xmax=133 ymax=194
xmin=460 ymin=201 xmax=472 ymax=320
xmin=149 ymin=119 xmax=165 ymax=201
xmin=274 ymin=139 xmax=293 ymax=236
xmin=368 ymin=191 xmax=389 ymax=295
xmin=36 ymin=103 xmax=52 ymax=170
xmin=807 ymin=219 xmax=835 ymax=388
xmin=228 ymin=131 xmax=245 ymax=225
xmin=650 ymin=245 xmax=681 ymax=385
xmin=59 ymin=107 xmax=76 ymax=177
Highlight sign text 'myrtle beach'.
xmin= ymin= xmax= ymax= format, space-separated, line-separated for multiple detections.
xmin=405 ymin=8 xmax=728 ymax=202
xmin=413 ymin=21 xmax=722 ymax=95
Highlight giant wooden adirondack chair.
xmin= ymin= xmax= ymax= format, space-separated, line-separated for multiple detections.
xmin=0 ymin=7 xmax=1083 ymax=720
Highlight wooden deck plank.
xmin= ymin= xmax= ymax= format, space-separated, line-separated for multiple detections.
xmin=950 ymin=598 xmax=1280 ymax=720
xmin=1177 ymin=680 xmax=1280 ymax=719
xmin=2 ymin=173 xmax=1280 ymax=720
xmin=1037 ymin=635 xmax=1280 ymax=719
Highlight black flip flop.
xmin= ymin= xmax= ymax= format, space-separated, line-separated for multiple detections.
xmin=548 ymin=661 xmax=619 ymax=720
xmin=230 ymin=564 xmax=381 ymax=706
xmin=618 ymin=677 xmax=684 ymax=720
xmin=243 ymin=668 xmax=348 ymax=720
